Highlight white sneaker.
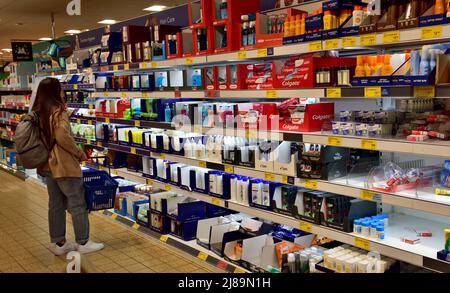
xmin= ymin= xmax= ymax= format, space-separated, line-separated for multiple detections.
xmin=49 ymin=241 xmax=78 ymax=256
xmin=77 ymin=240 xmax=104 ymax=254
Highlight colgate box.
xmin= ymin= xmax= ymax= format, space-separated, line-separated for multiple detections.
xmin=274 ymin=56 xmax=355 ymax=88
xmin=245 ymin=62 xmax=275 ymax=90
xmin=236 ymin=102 xmax=278 ymax=131
xmin=279 ymin=102 xmax=334 ymax=132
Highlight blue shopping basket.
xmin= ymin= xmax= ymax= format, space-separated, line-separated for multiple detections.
xmin=83 ymin=170 xmax=118 ymax=211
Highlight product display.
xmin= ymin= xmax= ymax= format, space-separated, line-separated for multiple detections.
xmin=2 ymin=0 xmax=450 ymax=276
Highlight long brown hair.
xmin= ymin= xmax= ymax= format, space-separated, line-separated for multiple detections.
xmin=32 ymin=78 xmax=65 ymax=146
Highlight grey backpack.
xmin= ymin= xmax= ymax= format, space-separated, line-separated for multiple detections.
xmin=14 ymin=112 xmax=50 ymax=169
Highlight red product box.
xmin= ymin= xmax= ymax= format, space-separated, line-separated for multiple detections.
xmin=278 ymin=102 xmax=334 ymax=133
xmin=245 ymin=62 xmax=275 ymax=90
xmin=236 ymin=102 xmax=278 ymax=131
xmin=165 ymin=32 xmax=183 ymax=59
xmin=229 ymin=64 xmax=247 ymax=90
xmin=274 ymin=56 xmax=355 ymax=89
xmin=204 ymin=66 xmax=217 ymax=90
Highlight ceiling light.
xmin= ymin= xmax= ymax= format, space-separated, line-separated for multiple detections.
xmin=39 ymin=37 xmax=52 ymax=41
xmin=64 ymin=29 xmax=81 ymax=34
xmin=98 ymin=19 xmax=117 ymax=25
xmin=2 ymin=49 xmax=12 ymax=52
xmin=143 ymin=5 xmax=166 ymax=12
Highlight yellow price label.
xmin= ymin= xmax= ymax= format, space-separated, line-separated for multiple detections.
xmin=151 ymin=62 xmax=158 ymax=68
xmin=354 ymin=237 xmax=371 ymax=250
xmin=146 ymin=179 xmax=154 ymax=185
xmin=342 ymin=36 xmax=357 ymax=47
xmin=104 ymin=92 xmax=109 ymax=97
xmin=132 ymin=223 xmax=140 ymax=230
xmin=422 ymin=26 xmax=443 ymax=39
xmin=199 ymin=161 xmax=207 ymax=168
xmin=309 ymin=41 xmax=323 ymax=51
xmin=160 ymin=235 xmax=169 ymax=242
xmin=282 ymin=176 xmax=288 ymax=184
xmin=97 ymin=141 xmax=103 ymax=147
xmin=245 ymin=129 xmax=257 ymax=139
xmin=211 ymin=198 xmax=223 ymax=206
xmin=238 ymin=51 xmax=247 ymax=59
xmin=265 ymin=172 xmax=275 ymax=181
xmin=325 ymin=39 xmax=339 ymax=50
xmin=365 ymin=87 xmax=382 ymax=98
xmin=105 ymin=118 xmax=110 ymax=123
xmin=112 ymin=170 xmax=119 ymax=175
xmin=160 ymin=154 xmax=167 ymax=160
xmin=193 ymin=125 xmax=202 ymax=133
xmin=234 ymin=267 xmax=246 ymax=274
xmin=81 ymin=161 xmax=86 ymax=166
xmin=113 ymin=65 xmax=119 ymax=71
xmin=121 ymin=92 xmax=127 ymax=98
xmin=88 ymin=120 xmax=92 ymax=125
xmin=111 ymin=214 xmax=118 ymax=220
xmin=305 ymin=180 xmax=318 ymax=190
xmin=87 ymin=68 xmax=93 ymax=73
xmin=140 ymin=62 xmax=148 ymax=69
xmin=73 ymin=84 xmax=78 ymax=90
xmin=197 ymin=252 xmax=208 ymax=261
xmin=257 ymin=48 xmax=268 ymax=57
xmin=326 ymin=88 xmax=341 ymax=98
xmin=124 ymin=64 xmax=130 ymax=70
xmin=224 ymin=165 xmax=234 ymax=173
xmin=134 ymin=120 xmax=141 ymax=127
xmin=142 ymin=92 xmax=149 ymax=98
xmin=361 ymin=190 xmax=378 ymax=201
xmin=360 ymin=34 xmax=377 ymax=46
xmin=328 ymin=136 xmax=342 ymax=146
xmin=87 ymin=140 xmax=91 ymax=145
xmin=382 ymin=30 xmax=400 ymax=43
xmin=414 ymin=86 xmax=435 ymax=98
xmin=88 ymin=104 xmax=94 ymax=109
xmin=165 ymin=184 xmax=172 ymax=191
xmin=266 ymin=90 xmax=278 ymax=98
xmin=130 ymin=147 xmax=136 ymax=154
xmin=361 ymin=139 xmax=377 ymax=150
xmin=76 ymin=119 xmax=81 ymax=124
xmin=299 ymin=221 xmax=313 ymax=233
xmin=186 ymin=57 xmax=194 ymax=65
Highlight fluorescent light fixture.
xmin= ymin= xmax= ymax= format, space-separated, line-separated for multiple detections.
xmin=2 ymin=49 xmax=12 ymax=52
xmin=143 ymin=5 xmax=166 ymax=11
xmin=64 ymin=29 xmax=81 ymax=34
xmin=39 ymin=37 xmax=52 ymax=41
xmin=98 ymin=19 xmax=117 ymax=24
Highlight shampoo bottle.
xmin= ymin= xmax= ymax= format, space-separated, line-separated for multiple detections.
xmin=381 ymin=55 xmax=394 ymax=76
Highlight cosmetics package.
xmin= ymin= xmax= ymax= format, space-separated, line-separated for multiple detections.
xmin=271 ymin=185 xmax=299 ymax=216
xmin=186 ymin=68 xmax=204 ymax=90
xmin=297 ymin=144 xmax=350 ymax=181
xmin=255 ymin=140 xmax=278 ymax=172
xmin=292 ymin=190 xmax=327 ymax=224
xmin=168 ymin=70 xmax=186 ymax=91
xmin=320 ymin=196 xmax=377 ymax=233
xmin=167 ymin=197 xmax=206 ymax=241
xmin=273 ymin=141 xmax=301 ymax=176
xmin=229 ymin=175 xmax=251 ymax=205
xmin=196 ymin=215 xmax=236 ymax=250
xmin=149 ymin=211 xmax=171 ymax=234
xmin=142 ymin=157 xmax=157 ymax=179
xmin=122 ymin=26 xmax=151 ymax=63
xmin=208 ymin=171 xmax=231 ymax=199
xmin=245 ymin=63 xmax=275 ymax=90
xmin=190 ymin=167 xmax=210 ymax=194
xmin=154 ymin=71 xmax=169 ymax=90
xmin=249 ymin=180 xmax=281 ymax=211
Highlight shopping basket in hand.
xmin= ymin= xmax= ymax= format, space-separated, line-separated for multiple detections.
xmin=83 ymin=170 xmax=118 ymax=211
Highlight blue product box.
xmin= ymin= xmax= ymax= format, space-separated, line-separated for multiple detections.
xmin=205 ymin=204 xmax=233 ymax=218
xmin=208 ymin=171 xmax=231 ymax=200
xmin=149 ymin=210 xmax=171 ymax=234
xmin=305 ymin=14 xmax=323 ymax=31
xmin=323 ymin=0 xmax=357 ymax=11
xmin=170 ymin=219 xmax=200 ymax=241
xmin=191 ymin=170 xmax=210 ymax=194
xmin=305 ymin=31 xmax=323 ymax=42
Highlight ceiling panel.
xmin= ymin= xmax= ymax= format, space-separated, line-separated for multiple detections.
xmin=0 ymin=0 xmax=187 ymax=61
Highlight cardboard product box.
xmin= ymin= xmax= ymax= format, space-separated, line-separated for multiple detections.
xmin=297 ymin=145 xmax=350 ymax=180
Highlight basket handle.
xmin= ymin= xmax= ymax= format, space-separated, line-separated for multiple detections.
xmin=89 ymin=155 xmax=112 ymax=176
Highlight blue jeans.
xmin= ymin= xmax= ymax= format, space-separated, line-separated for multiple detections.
xmin=44 ymin=173 xmax=90 ymax=245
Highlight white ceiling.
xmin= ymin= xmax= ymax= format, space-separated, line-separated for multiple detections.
xmin=0 ymin=0 xmax=187 ymax=62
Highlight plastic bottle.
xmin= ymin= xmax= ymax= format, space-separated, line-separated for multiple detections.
xmin=419 ymin=48 xmax=430 ymax=75
xmin=248 ymin=21 xmax=256 ymax=45
xmin=429 ymin=49 xmax=437 ymax=71
xmin=242 ymin=22 xmax=249 ymax=46
xmin=363 ymin=57 xmax=372 ymax=76
xmin=381 ymin=54 xmax=394 ymax=76
xmin=370 ymin=222 xmax=379 ymax=238
xmin=221 ymin=26 xmax=227 ymax=48
xmin=447 ymin=7 xmax=450 ymax=18
xmin=164 ymin=104 xmax=172 ymax=122
xmin=377 ymin=225 xmax=385 ymax=240
xmin=340 ymin=9 xmax=352 ymax=26
xmin=353 ymin=6 xmax=364 ymax=26
xmin=295 ymin=14 xmax=302 ymax=36
xmin=220 ymin=0 xmax=228 ymax=19
xmin=435 ymin=0 xmax=445 ymax=14
xmin=323 ymin=10 xmax=333 ymax=30
xmin=289 ymin=17 xmax=296 ymax=36
xmin=284 ymin=18 xmax=291 ymax=37
xmin=353 ymin=219 xmax=362 ymax=234
xmin=300 ymin=14 xmax=306 ymax=35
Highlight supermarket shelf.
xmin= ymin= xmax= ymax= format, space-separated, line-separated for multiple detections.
xmin=91 ymin=90 xmax=206 ymax=99
xmin=99 ymin=209 xmax=247 ymax=273
xmin=0 ymin=161 xmax=27 ymax=180
xmin=0 ymin=87 xmax=32 ymax=92
xmin=0 ymin=106 xmax=29 ymax=112
xmin=89 ymin=141 xmax=450 ymax=217
xmin=62 ymin=84 xmax=95 ymax=91
xmin=67 ymin=103 xmax=93 ymax=109
xmin=70 ymin=117 xmax=96 ymax=125
xmin=0 ymin=120 xmax=18 ymax=127
xmin=111 ymin=168 xmax=450 ymax=273
xmin=0 ymin=137 xmax=15 ymax=143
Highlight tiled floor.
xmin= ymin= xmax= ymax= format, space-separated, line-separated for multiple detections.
xmin=0 ymin=172 xmax=220 ymax=273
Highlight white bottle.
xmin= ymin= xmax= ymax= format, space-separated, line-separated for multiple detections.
xmin=242 ymin=179 xmax=249 ymax=205
xmin=184 ymin=139 xmax=193 ymax=158
xmin=236 ymin=179 xmax=243 ymax=203
xmin=230 ymin=176 xmax=237 ymax=202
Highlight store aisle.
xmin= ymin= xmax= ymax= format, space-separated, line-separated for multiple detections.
xmin=0 ymin=173 xmax=219 ymax=273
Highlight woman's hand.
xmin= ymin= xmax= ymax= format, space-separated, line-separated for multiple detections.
xmin=80 ymin=151 xmax=88 ymax=162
